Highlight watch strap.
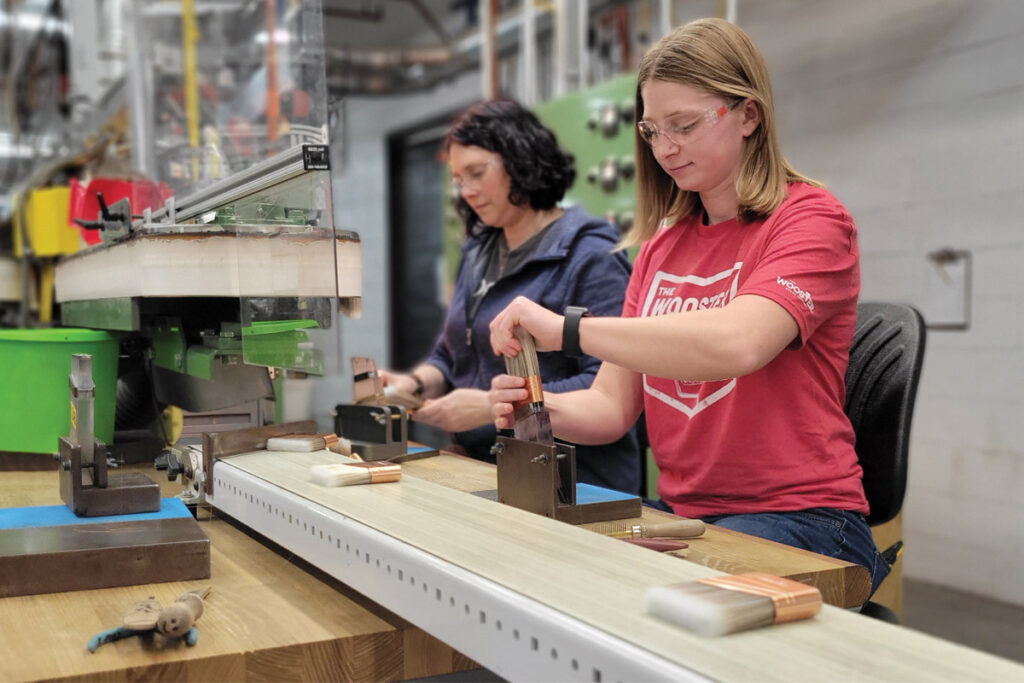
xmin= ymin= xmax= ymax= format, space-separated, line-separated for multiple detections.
xmin=562 ymin=306 xmax=590 ymax=358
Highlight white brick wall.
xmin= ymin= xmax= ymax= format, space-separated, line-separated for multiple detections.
xmin=741 ymin=0 xmax=1024 ymax=606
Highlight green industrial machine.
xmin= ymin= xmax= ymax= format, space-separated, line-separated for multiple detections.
xmin=534 ymin=73 xmax=639 ymax=237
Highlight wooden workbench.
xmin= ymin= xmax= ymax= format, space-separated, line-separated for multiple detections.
xmin=402 ymin=453 xmax=871 ymax=608
xmin=0 ymin=466 xmax=472 ymax=682
xmin=217 ymin=448 xmax=1024 ymax=681
xmin=0 ymin=452 xmax=920 ymax=681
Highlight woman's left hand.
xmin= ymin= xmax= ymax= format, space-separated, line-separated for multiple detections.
xmin=489 ymin=296 xmax=564 ymax=357
xmin=411 ymin=388 xmax=492 ymax=433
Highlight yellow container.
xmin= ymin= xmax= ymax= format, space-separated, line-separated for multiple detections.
xmin=13 ymin=186 xmax=78 ymax=257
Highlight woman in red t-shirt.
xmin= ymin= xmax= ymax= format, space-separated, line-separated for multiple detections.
xmin=487 ymin=18 xmax=889 ymax=597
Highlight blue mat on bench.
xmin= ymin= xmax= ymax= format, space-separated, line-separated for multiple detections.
xmin=0 ymin=498 xmax=193 ymax=530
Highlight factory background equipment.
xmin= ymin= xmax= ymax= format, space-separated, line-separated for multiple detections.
xmin=0 ymin=0 xmax=362 ymax=465
xmin=534 ymin=72 xmax=638 ymax=237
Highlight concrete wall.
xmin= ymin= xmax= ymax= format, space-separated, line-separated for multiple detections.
xmin=326 ymin=0 xmax=1024 ymax=606
xmin=741 ymin=0 xmax=1024 ymax=606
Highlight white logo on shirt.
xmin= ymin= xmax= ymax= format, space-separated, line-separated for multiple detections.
xmin=474 ymin=278 xmax=495 ymax=300
xmin=776 ymin=276 xmax=814 ymax=311
xmin=640 ymin=264 xmax=741 ymax=417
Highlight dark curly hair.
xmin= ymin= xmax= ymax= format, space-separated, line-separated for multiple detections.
xmin=446 ymin=99 xmax=576 ymax=236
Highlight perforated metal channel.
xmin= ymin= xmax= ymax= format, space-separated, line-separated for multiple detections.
xmin=211 ymin=462 xmax=704 ymax=682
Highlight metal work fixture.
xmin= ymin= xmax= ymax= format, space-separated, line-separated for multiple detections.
xmin=57 ymin=354 xmax=160 ymax=517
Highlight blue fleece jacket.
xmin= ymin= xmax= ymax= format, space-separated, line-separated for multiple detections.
xmin=425 ymin=205 xmax=641 ymax=494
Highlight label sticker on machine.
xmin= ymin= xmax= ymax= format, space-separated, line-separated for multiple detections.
xmin=302 ymin=144 xmax=331 ymax=170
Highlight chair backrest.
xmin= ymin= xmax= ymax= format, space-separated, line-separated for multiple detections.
xmin=844 ymin=302 xmax=926 ymax=526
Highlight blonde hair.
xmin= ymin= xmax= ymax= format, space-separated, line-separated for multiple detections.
xmin=623 ymin=18 xmax=819 ymax=247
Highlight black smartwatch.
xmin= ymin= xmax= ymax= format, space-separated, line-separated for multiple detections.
xmin=562 ymin=306 xmax=591 ymax=358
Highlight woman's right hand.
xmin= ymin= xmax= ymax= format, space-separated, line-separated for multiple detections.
xmin=379 ymin=370 xmax=418 ymax=397
xmin=488 ymin=374 xmax=528 ymax=430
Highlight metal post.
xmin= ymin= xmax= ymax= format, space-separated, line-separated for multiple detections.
xmin=125 ymin=0 xmax=157 ymax=177
xmin=578 ymin=0 xmax=589 ymax=89
xmin=521 ymin=0 xmax=536 ymax=105
xmin=481 ymin=0 xmax=498 ymax=99
xmin=69 ymin=354 xmax=96 ymax=471
xmin=725 ymin=0 xmax=738 ymax=23
xmin=553 ymin=0 xmax=568 ymax=96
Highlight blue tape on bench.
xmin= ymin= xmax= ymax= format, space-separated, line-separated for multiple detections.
xmin=0 ymin=498 xmax=192 ymax=530
xmin=575 ymin=483 xmax=639 ymax=505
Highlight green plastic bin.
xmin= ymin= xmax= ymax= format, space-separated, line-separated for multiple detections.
xmin=0 ymin=328 xmax=118 ymax=454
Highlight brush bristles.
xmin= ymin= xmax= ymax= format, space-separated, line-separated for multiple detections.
xmin=268 ymin=435 xmax=327 ymax=452
xmin=646 ymin=582 xmax=775 ymax=636
xmin=328 ymin=436 xmax=353 ymax=456
xmin=310 ymin=464 xmax=372 ymax=487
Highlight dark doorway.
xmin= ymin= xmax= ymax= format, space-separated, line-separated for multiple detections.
xmin=387 ymin=116 xmax=456 ymax=448
xmin=388 ymin=123 xmax=450 ymax=369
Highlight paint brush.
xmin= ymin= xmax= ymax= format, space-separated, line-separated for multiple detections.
xmin=310 ymin=462 xmax=402 ymax=487
xmin=503 ymin=325 xmax=554 ymax=446
xmin=268 ymin=433 xmax=348 ymax=453
xmin=267 ymin=434 xmax=327 ymax=452
xmin=646 ymin=572 xmax=821 ymax=636
xmin=327 ymin=435 xmax=355 ymax=457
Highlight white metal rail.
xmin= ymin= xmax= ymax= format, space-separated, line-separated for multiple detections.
xmin=211 ymin=461 xmax=707 ymax=683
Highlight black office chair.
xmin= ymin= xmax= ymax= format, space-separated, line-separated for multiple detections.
xmin=844 ymin=302 xmax=926 ymax=621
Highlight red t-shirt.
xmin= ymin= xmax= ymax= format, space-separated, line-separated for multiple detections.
xmin=624 ymin=183 xmax=869 ymax=517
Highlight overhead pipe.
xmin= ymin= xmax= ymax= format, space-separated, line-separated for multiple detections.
xmin=324 ymin=0 xmax=635 ymax=98
xmin=326 ymin=45 xmax=453 ymax=68
xmin=398 ymin=0 xmax=454 ymax=46
xmin=322 ymin=5 xmax=384 ymax=21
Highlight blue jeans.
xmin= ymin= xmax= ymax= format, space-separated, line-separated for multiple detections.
xmin=702 ymin=508 xmax=890 ymax=599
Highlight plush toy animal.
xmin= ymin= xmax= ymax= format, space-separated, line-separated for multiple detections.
xmin=87 ymin=587 xmax=210 ymax=653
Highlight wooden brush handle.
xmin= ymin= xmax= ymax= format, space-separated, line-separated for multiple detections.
xmin=642 ymin=519 xmax=706 ymax=539
xmin=513 ymin=326 xmax=538 ymax=370
xmin=503 ymin=326 xmax=543 ymax=403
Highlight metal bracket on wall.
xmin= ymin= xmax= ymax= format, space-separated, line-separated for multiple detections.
xmin=923 ymin=247 xmax=971 ymax=330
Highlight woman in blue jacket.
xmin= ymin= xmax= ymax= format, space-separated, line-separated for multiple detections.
xmin=383 ymin=99 xmax=641 ymax=494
